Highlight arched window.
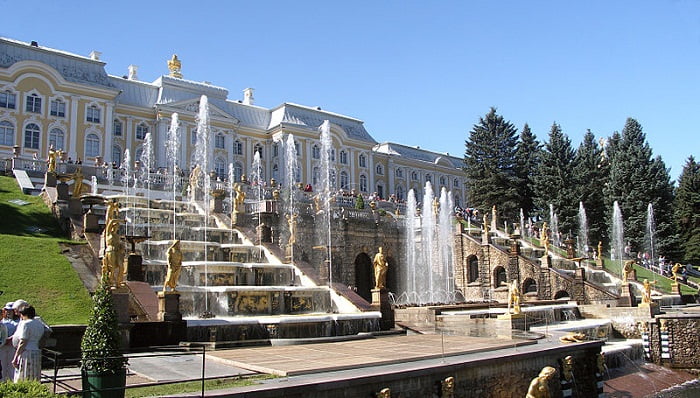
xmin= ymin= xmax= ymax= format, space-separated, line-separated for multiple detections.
xmin=395 ymin=185 xmax=405 ymax=201
xmin=0 ymin=121 xmax=14 ymax=146
xmin=85 ymin=133 xmax=100 ymax=158
xmin=234 ymin=162 xmax=243 ymax=182
xmin=467 ymin=256 xmax=479 ymax=283
xmin=453 ymin=178 xmax=459 ymax=188
xmin=312 ymin=145 xmax=320 ymax=159
xmin=339 ymin=150 xmax=348 ymax=164
xmin=234 ymin=140 xmax=243 ymax=155
xmin=376 ymin=183 xmax=384 ymax=199
xmin=136 ymin=123 xmax=148 ymax=140
xmin=24 ymin=123 xmax=40 ymax=149
xmin=493 ymin=266 xmax=507 ymax=288
xmin=425 ymin=174 xmax=432 ymax=182
xmin=395 ymin=168 xmax=403 ymax=178
xmin=191 ymin=129 xmax=197 ymax=145
xmin=272 ymin=164 xmax=279 ymax=180
xmin=49 ymin=128 xmax=65 ymax=150
xmin=112 ymin=145 xmax=122 ymax=166
xmin=113 ymin=119 xmax=122 ymax=136
xmin=340 ymin=171 xmax=349 ymax=190
xmin=411 ymin=171 xmax=418 ymax=181
xmin=439 ymin=176 xmax=446 ymax=186
xmin=359 ymin=174 xmax=367 ymax=192
xmin=134 ymin=147 xmax=143 ymax=162
xmin=312 ymin=166 xmax=320 ymax=185
xmin=254 ymin=143 xmax=263 ymax=159
xmin=376 ymin=164 xmax=384 ymax=175
xmin=358 ymin=154 xmax=367 ymax=167
xmin=214 ymin=157 xmax=226 ymax=178
xmin=454 ymin=194 xmax=461 ymax=208
xmin=215 ymin=132 xmax=225 ymax=149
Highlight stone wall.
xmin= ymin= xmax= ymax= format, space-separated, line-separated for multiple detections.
xmin=647 ymin=314 xmax=700 ymax=368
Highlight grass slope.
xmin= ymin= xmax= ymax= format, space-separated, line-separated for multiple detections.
xmin=0 ymin=175 xmax=92 ymax=324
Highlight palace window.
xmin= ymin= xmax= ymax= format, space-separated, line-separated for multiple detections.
xmin=312 ymin=167 xmax=320 ymax=185
xmin=254 ymin=143 xmax=263 ymax=159
xmin=272 ymin=164 xmax=279 ymax=180
xmin=50 ymin=99 xmax=65 ymax=117
xmin=214 ymin=157 xmax=226 ymax=178
xmin=358 ymin=154 xmax=367 ymax=167
xmin=136 ymin=123 xmax=148 ymax=140
xmin=439 ymin=176 xmax=446 ymax=186
xmin=26 ymin=94 xmax=41 ymax=113
xmin=396 ymin=185 xmax=405 ymax=201
xmin=359 ymin=174 xmax=367 ymax=192
xmin=234 ymin=162 xmax=243 ymax=182
xmin=0 ymin=121 xmax=14 ymax=146
xmin=395 ymin=168 xmax=403 ymax=178
xmin=0 ymin=91 xmax=16 ymax=109
xmin=375 ymin=164 xmax=384 ymax=175
xmin=312 ymin=145 xmax=320 ymax=159
xmin=411 ymin=171 xmax=418 ymax=181
xmin=272 ymin=143 xmax=279 ymax=157
xmin=191 ymin=129 xmax=197 ymax=145
xmin=339 ymin=150 xmax=348 ymax=164
xmin=24 ymin=123 xmax=40 ymax=149
xmin=330 ymin=149 xmax=336 ymax=162
xmin=453 ymin=178 xmax=459 ymax=188
xmin=340 ymin=171 xmax=349 ymax=190
xmin=112 ymin=145 xmax=122 ymax=166
xmin=425 ymin=174 xmax=432 ymax=182
xmin=113 ymin=119 xmax=122 ymax=136
xmin=234 ymin=140 xmax=243 ymax=155
xmin=86 ymin=106 xmax=101 ymax=123
xmin=215 ymin=133 xmax=225 ymax=149
xmin=49 ymin=128 xmax=65 ymax=150
xmin=85 ymin=133 xmax=100 ymax=157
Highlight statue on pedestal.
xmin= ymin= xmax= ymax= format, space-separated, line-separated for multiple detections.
xmin=47 ymin=145 xmax=59 ymax=173
xmin=672 ymin=263 xmax=683 ymax=283
xmin=526 ymin=366 xmax=557 ymax=398
xmin=286 ymin=213 xmax=298 ymax=248
xmin=102 ymin=219 xmax=125 ymax=287
xmin=163 ymin=240 xmax=183 ymax=292
xmin=540 ymin=222 xmax=550 ymax=253
xmin=233 ymin=182 xmax=246 ymax=213
xmin=561 ymin=355 xmax=574 ymax=382
xmin=72 ymin=167 xmax=86 ymax=197
xmin=623 ymin=259 xmax=636 ymax=282
xmin=507 ymin=280 xmax=522 ymax=314
xmin=167 ymin=54 xmax=183 ymax=78
xmin=189 ymin=165 xmax=201 ymax=199
xmin=641 ymin=279 xmax=657 ymax=304
xmin=373 ymin=246 xmax=388 ymax=289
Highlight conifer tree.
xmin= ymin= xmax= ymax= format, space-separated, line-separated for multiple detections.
xmin=572 ymin=130 xmax=608 ymax=250
xmin=515 ymin=123 xmax=541 ymax=219
xmin=533 ymin=123 xmax=577 ymax=236
xmin=464 ymin=107 xmax=520 ymax=222
xmin=674 ymin=156 xmax=700 ymax=265
xmin=605 ymin=118 xmax=676 ymax=258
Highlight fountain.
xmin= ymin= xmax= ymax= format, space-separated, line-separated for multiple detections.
xmin=519 ymin=208 xmax=525 ymax=238
xmin=193 ymin=95 xmax=212 ymax=316
xmin=91 ymin=175 xmax=97 ymax=195
xmin=578 ymin=202 xmax=589 ymax=257
xmin=549 ymin=204 xmax=560 ymax=248
xmin=611 ymin=201 xmax=625 ymax=276
xmin=319 ymin=120 xmax=333 ymax=286
xmin=645 ymin=203 xmax=656 ymax=271
xmin=166 ymin=113 xmax=180 ymax=241
xmin=438 ymin=187 xmax=455 ymax=301
xmin=401 ymin=189 xmax=418 ymax=303
xmin=121 ymin=149 xmax=133 ymax=235
xmin=284 ymin=133 xmax=298 ymax=262
xmin=140 ymin=132 xmax=154 ymax=241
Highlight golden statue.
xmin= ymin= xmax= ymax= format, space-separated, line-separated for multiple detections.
xmin=286 ymin=213 xmax=298 ymax=247
xmin=482 ymin=213 xmax=489 ymax=235
xmin=102 ymin=218 xmax=125 ymax=287
xmin=507 ymin=280 xmax=522 ymax=314
xmin=373 ymin=246 xmax=388 ymax=289
xmin=672 ymin=263 xmax=683 ymax=282
xmin=376 ymin=388 xmax=391 ymax=398
xmin=641 ymin=279 xmax=657 ymax=304
xmin=540 ymin=222 xmax=550 ymax=253
xmin=526 ymin=366 xmax=557 ymax=398
xmin=623 ymin=259 xmax=636 ymax=282
xmin=189 ymin=165 xmax=201 ymax=198
xmin=72 ymin=167 xmax=86 ymax=197
xmin=46 ymin=145 xmax=59 ymax=173
xmin=561 ymin=355 xmax=574 ymax=382
xmin=441 ymin=376 xmax=455 ymax=398
xmin=433 ymin=197 xmax=439 ymax=216
xmin=163 ymin=240 xmax=183 ymax=292
xmin=559 ymin=332 xmax=586 ymax=343
xmin=596 ymin=353 xmax=606 ymax=375
xmin=233 ymin=182 xmax=246 ymax=213
xmin=105 ymin=199 xmax=120 ymax=226
xmin=597 ymin=241 xmax=603 ymax=259
xmin=167 ymin=54 xmax=182 ymax=78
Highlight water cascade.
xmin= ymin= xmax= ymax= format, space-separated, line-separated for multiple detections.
xmin=611 ymin=201 xmax=625 ymax=276
xmin=549 ymin=204 xmax=560 ymax=248
xmin=438 ymin=187 xmax=454 ymax=301
xmin=193 ymin=95 xmax=211 ymax=315
xmin=166 ymin=113 xmax=180 ymax=241
xmin=284 ymin=133 xmax=298 ymax=263
xmin=401 ymin=190 xmax=418 ymax=303
xmin=578 ymin=202 xmax=589 ymax=257
xmin=422 ymin=182 xmax=436 ymax=301
xmin=140 ymin=132 xmax=154 ymax=239
xmin=250 ymin=151 xmax=263 ymax=258
xmin=319 ymin=120 xmax=333 ymax=286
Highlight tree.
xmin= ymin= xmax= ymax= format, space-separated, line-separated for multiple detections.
xmin=533 ymin=122 xmax=577 ymax=236
xmin=674 ymin=156 xmax=700 ymax=265
xmin=464 ymin=108 xmax=520 ymax=222
xmin=515 ymin=123 xmax=541 ymax=219
xmin=572 ymin=130 xmax=608 ymax=250
xmin=605 ymin=118 xmax=676 ymax=258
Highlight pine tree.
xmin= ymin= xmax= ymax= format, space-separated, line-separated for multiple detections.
xmin=674 ymin=156 xmax=700 ymax=265
xmin=515 ymin=123 xmax=541 ymax=219
xmin=533 ymin=123 xmax=577 ymax=236
xmin=464 ymin=107 xmax=520 ymax=222
xmin=605 ymin=118 xmax=676 ymax=258
xmin=572 ymin=130 xmax=608 ymax=251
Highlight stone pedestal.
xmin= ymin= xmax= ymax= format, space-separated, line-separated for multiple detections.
xmin=671 ymin=283 xmax=682 ymax=296
xmin=495 ymin=313 xmax=527 ymax=337
xmin=111 ymin=289 xmax=131 ymax=324
xmin=68 ymin=197 xmax=82 ymax=215
xmin=595 ymin=258 xmax=604 ymax=269
xmin=83 ymin=209 xmax=101 ymax=233
xmin=371 ymin=288 xmax=394 ymax=330
xmin=638 ymin=302 xmax=661 ymax=317
xmin=231 ymin=211 xmax=240 ymax=226
xmin=44 ymin=172 xmax=57 ymax=188
xmin=626 ymin=269 xmax=638 ymax=282
xmin=127 ymin=253 xmax=145 ymax=282
xmin=158 ymin=291 xmax=182 ymax=321
xmin=210 ymin=196 xmax=223 ymax=213
xmin=541 ymin=255 xmax=552 ymax=268
xmin=618 ymin=283 xmax=635 ymax=307
xmin=56 ymin=182 xmax=70 ymax=201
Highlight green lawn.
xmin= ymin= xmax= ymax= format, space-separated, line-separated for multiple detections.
xmin=124 ymin=375 xmax=277 ymax=397
xmin=0 ymin=175 xmax=92 ymax=324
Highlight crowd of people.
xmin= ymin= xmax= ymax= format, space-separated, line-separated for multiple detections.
xmin=0 ymin=299 xmax=51 ymax=383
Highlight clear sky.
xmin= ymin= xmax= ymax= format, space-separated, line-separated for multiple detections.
xmin=2 ymin=0 xmax=697 ymax=181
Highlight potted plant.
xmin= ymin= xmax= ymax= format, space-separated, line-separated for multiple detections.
xmin=80 ymin=275 xmax=128 ymax=398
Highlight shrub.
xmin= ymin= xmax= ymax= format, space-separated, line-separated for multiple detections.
xmin=0 ymin=380 xmax=59 ymax=397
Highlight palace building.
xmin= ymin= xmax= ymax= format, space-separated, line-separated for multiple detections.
xmin=0 ymin=37 xmax=466 ymax=205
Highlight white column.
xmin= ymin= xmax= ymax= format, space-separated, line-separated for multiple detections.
xmin=68 ymin=96 xmax=80 ymax=159
xmin=104 ymin=103 xmax=114 ymax=162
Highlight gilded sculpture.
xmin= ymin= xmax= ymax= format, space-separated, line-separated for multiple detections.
xmin=286 ymin=213 xmax=298 ymax=247
xmin=507 ymin=280 xmax=522 ymax=315
xmin=671 ymin=263 xmax=683 ymax=283
xmin=561 ymin=355 xmax=574 ymax=382
xmin=189 ymin=165 xmax=201 ymax=199
xmin=233 ymin=182 xmax=246 ymax=213
xmin=373 ymin=246 xmax=388 ymax=289
xmin=540 ymin=222 xmax=550 ymax=253
xmin=46 ymin=145 xmax=59 ymax=173
xmin=72 ymin=167 xmax=86 ymax=197
xmin=526 ymin=366 xmax=557 ymax=398
xmin=102 ymin=218 xmax=125 ymax=287
xmin=163 ymin=240 xmax=183 ymax=292
xmin=441 ymin=376 xmax=455 ymax=398
xmin=623 ymin=259 xmax=636 ymax=282
xmin=641 ymin=279 xmax=657 ymax=304
xmin=167 ymin=54 xmax=182 ymax=78
xmin=596 ymin=353 xmax=606 ymax=375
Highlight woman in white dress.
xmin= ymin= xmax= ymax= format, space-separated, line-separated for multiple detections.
xmin=12 ymin=306 xmax=44 ymax=381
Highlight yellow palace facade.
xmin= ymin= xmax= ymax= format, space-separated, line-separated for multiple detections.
xmin=0 ymin=37 xmax=466 ymax=205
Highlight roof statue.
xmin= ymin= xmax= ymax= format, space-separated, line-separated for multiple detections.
xmin=168 ymin=54 xmax=182 ymax=78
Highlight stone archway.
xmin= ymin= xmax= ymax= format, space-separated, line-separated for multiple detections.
xmin=493 ymin=266 xmax=507 ymax=288
xmin=522 ymin=278 xmax=537 ymax=294
xmin=354 ymin=253 xmax=373 ymax=302
xmin=554 ymin=290 xmax=571 ymax=300
xmin=467 ymin=255 xmax=479 ymax=283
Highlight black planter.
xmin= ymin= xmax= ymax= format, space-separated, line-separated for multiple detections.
xmin=81 ymin=369 xmax=126 ymax=398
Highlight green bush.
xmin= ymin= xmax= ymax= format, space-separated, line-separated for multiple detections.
xmin=0 ymin=380 xmax=59 ymax=397
xmin=81 ymin=275 xmax=128 ymax=374
xmin=355 ymin=195 xmax=365 ymax=209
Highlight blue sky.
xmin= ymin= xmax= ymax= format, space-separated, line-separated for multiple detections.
xmin=2 ymin=0 xmax=697 ymax=181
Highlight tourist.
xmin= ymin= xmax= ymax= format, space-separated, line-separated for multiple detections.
xmin=0 ymin=302 xmax=18 ymax=381
xmin=12 ymin=306 xmax=44 ymax=382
